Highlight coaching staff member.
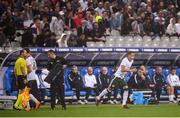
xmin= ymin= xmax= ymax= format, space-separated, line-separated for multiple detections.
xmin=46 ymin=50 xmax=67 ymax=110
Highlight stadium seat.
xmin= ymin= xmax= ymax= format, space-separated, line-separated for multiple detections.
xmin=169 ymin=42 xmax=177 ymax=48
xmin=143 ymin=36 xmax=152 ymax=42
xmin=64 ymin=68 xmax=72 ymax=91
xmin=147 ymin=68 xmax=155 ymax=79
xmin=133 ymin=42 xmax=142 ymax=47
xmin=80 ymin=91 xmax=86 ymax=96
xmin=142 ymin=42 xmax=151 ymax=47
xmin=134 ymin=36 xmax=143 ymax=42
xmin=115 ymin=36 xmax=124 ymax=43
xmin=125 ymin=72 xmax=133 ymax=81
xmin=151 ymin=41 xmax=159 ymax=47
xmin=162 ymin=68 xmax=170 ymax=80
xmin=111 ymin=30 xmax=120 ymax=36
xmin=10 ymin=91 xmax=18 ymax=96
xmin=107 ymin=67 xmax=113 ymax=77
xmin=95 ymin=42 xmax=105 ymax=47
xmin=105 ymin=43 xmax=115 ymax=47
xmin=93 ymin=67 xmax=100 ymax=78
xmin=176 ymin=68 xmax=180 ymax=77
xmin=106 ymin=36 xmax=115 ymax=43
xmin=80 ymin=67 xmax=88 ymax=78
xmin=124 ymin=36 xmax=133 ymax=42
xmin=170 ymin=36 xmax=179 ymax=42
xmin=87 ymin=42 xmax=96 ymax=47
xmin=5 ymin=68 xmax=13 ymax=94
xmin=65 ymin=91 xmax=74 ymax=96
xmin=161 ymin=36 xmax=169 ymax=41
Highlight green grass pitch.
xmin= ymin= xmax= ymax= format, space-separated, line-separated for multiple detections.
xmin=0 ymin=104 xmax=179 ymax=117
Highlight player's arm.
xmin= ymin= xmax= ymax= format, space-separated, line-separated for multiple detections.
xmin=121 ymin=65 xmax=137 ymax=73
xmin=27 ymin=64 xmax=33 ymax=74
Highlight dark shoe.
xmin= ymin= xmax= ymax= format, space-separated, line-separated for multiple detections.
xmin=122 ymin=104 xmax=129 ymax=109
xmin=62 ymin=106 xmax=66 ymax=110
xmin=51 ymin=107 xmax=55 ymax=110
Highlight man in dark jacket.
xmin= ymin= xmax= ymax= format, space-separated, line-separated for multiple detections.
xmin=128 ymin=68 xmax=150 ymax=89
xmin=97 ymin=67 xmax=113 ymax=104
xmin=68 ymin=65 xmax=84 ymax=104
xmin=151 ymin=66 xmax=166 ymax=103
xmin=46 ymin=50 xmax=67 ymax=110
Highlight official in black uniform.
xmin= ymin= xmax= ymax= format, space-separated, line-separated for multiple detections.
xmin=46 ymin=50 xmax=67 ymax=110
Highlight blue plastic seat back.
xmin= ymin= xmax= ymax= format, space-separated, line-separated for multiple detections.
xmin=93 ymin=67 xmax=100 ymax=78
xmin=64 ymin=68 xmax=72 ymax=91
xmin=108 ymin=67 xmax=113 ymax=77
xmin=162 ymin=68 xmax=170 ymax=80
xmin=176 ymin=68 xmax=180 ymax=77
xmin=80 ymin=67 xmax=88 ymax=77
xmin=147 ymin=68 xmax=155 ymax=79
xmin=5 ymin=68 xmax=14 ymax=93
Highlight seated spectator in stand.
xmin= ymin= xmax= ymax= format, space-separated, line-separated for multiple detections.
xmin=31 ymin=17 xmax=43 ymax=38
xmin=143 ymin=18 xmax=153 ymax=36
xmin=154 ymin=10 xmax=165 ymax=36
xmin=175 ymin=17 xmax=180 ymax=36
xmin=68 ymin=65 xmax=84 ymax=104
xmin=131 ymin=17 xmax=144 ymax=35
xmin=95 ymin=2 xmax=105 ymax=16
xmin=21 ymin=28 xmax=34 ymax=47
xmin=97 ymin=67 xmax=113 ymax=104
xmin=83 ymin=67 xmax=98 ymax=104
xmin=109 ymin=13 xmax=120 ymax=31
xmin=167 ymin=67 xmax=180 ymax=103
xmin=84 ymin=15 xmax=94 ymax=39
xmin=151 ymin=66 xmax=166 ymax=103
xmin=91 ymin=22 xmax=105 ymax=41
xmin=166 ymin=17 xmax=176 ymax=36
xmin=128 ymin=68 xmax=150 ymax=89
xmin=140 ymin=65 xmax=151 ymax=80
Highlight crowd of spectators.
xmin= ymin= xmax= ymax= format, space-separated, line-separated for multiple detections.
xmin=0 ymin=0 xmax=180 ymax=47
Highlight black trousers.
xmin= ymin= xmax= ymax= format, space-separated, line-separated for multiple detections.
xmin=151 ymin=86 xmax=163 ymax=101
xmin=50 ymin=80 xmax=65 ymax=109
xmin=85 ymin=87 xmax=98 ymax=100
xmin=174 ymin=86 xmax=180 ymax=100
xmin=74 ymin=88 xmax=80 ymax=100
xmin=72 ymin=84 xmax=82 ymax=101
xmin=17 ymin=75 xmax=26 ymax=90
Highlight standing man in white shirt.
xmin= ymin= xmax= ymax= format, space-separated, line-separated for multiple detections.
xmin=84 ymin=67 xmax=98 ymax=104
xmin=25 ymin=48 xmax=40 ymax=109
xmin=167 ymin=67 xmax=180 ymax=103
xmin=96 ymin=51 xmax=137 ymax=109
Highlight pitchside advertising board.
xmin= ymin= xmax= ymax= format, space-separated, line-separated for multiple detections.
xmin=3 ymin=48 xmax=180 ymax=67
